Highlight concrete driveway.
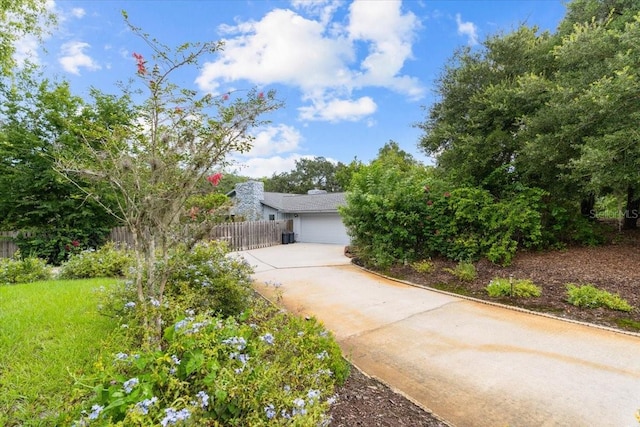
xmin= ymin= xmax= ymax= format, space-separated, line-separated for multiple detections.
xmin=237 ymin=243 xmax=640 ymax=427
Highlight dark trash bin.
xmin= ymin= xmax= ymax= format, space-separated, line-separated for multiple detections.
xmin=288 ymin=231 xmax=295 ymax=244
xmin=282 ymin=231 xmax=289 ymax=244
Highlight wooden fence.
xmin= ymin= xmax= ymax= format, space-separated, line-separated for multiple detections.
xmin=1 ymin=220 xmax=292 ymax=258
xmin=0 ymin=231 xmax=20 ymax=259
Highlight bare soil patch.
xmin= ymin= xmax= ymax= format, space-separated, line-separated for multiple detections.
xmin=329 ymin=226 xmax=640 ymax=426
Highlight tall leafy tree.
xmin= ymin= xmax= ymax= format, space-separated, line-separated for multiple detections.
xmin=335 ymin=157 xmax=364 ymax=191
xmin=0 ymin=75 xmax=122 ymax=263
xmin=417 ymin=0 xmax=640 ymax=228
xmin=417 ymin=26 xmax=557 ymax=196
xmin=522 ymin=3 xmax=640 ymax=227
xmin=264 ymin=156 xmax=343 ymax=193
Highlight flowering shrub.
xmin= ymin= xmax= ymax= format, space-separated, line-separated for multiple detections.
xmin=183 ymin=193 xmax=230 ymax=222
xmin=72 ymin=298 xmax=348 ymax=426
xmin=59 ymin=242 xmax=134 ymax=279
xmin=164 ymin=241 xmax=254 ymax=317
xmin=14 ymin=227 xmax=113 ymax=266
xmin=0 ymin=254 xmax=51 ymax=285
xmin=486 ymin=278 xmax=542 ymax=298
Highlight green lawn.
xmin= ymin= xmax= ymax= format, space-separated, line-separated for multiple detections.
xmin=0 ymin=278 xmax=121 ymax=426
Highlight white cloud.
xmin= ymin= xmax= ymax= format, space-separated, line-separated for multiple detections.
xmin=291 ymin=0 xmax=341 ymax=25
xmin=196 ymin=9 xmax=352 ymax=93
xmin=59 ymin=41 xmax=101 ymax=75
xmin=298 ymin=96 xmax=376 ymax=122
xmin=245 ymin=124 xmax=303 ymax=157
xmin=195 ymin=1 xmax=424 ymax=123
xmin=455 ymin=13 xmax=478 ymax=45
xmin=13 ymin=35 xmax=40 ymax=67
xmin=347 ymin=0 xmax=421 ymax=92
xmin=232 ymin=154 xmax=309 ymax=178
xmin=71 ymin=8 xmax=85 ymax=18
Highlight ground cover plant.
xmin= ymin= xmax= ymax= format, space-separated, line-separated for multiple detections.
xmin=566 ymin=284 xmax=633 ymax=312
xmin=486 ymin=278 xmax=542 ymax=298
xmin=73 ymin=299 xmax=348 ymax=426
xmin=444 ymin=261 xmax=477 ymax=282
xmin=0 ymin=278 xmax=121 ymax=426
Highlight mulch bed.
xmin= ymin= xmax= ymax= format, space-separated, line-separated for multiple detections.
xmin=329 ymin=226 xmax=640 ymax=426
xmin=329 ymin=366 xmax=448 ymax=426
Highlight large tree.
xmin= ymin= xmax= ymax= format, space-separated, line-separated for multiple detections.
xmin=57 ymin=18 xmax=282 ymax=346
xmin=0 ymin=75 xmax=123 ymax=263
xmin=264 ymin=156 xmax=344 ymax=193
xmin=522 ymin=3 xmax=640 ymax=227
xmin=417 ymin=26 xmax=557 ymax=196
xmin=417 ymin=0 xmax=640 ymax=227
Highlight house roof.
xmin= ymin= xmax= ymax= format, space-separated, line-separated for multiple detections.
xmin=262 ymin=192 xmax=347 ymax=213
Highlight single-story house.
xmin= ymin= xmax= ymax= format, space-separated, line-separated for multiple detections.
xmin=228 ymin=181 xmax=351 ymax=245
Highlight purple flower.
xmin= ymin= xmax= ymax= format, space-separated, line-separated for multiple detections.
xmin=123 ymin=377 xmax=139 ymax=394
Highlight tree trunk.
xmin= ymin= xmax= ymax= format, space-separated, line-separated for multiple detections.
xmin=580 ymin=193 xmax=595 ymax=219
xmin=623 ymin=186 xmax=639 ymax=230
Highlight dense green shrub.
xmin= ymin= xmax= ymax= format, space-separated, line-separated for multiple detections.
xmin=14 ymin=226 xmax=113 ymax=266
xmin=340 ymin=163 xmax=548 ymax=268
xmin=444 ymin=261 xmax=477 ymax=282
xmin=0 ymin=254 xmax=51 ymax=285
xmin=566 ymin=284 xmax=633 ymax=312
xmin=541 ymin=201 xmax=605 ymax=247
xmin=340 ymin=163 xmax=433 ymax=269
xmin=58 ymin=241 xmax=134 ymax=279
xmin=486 ymin=278 xmax=542 ymax=298
xmin=165 ymin=240 xmax=254 ymax=317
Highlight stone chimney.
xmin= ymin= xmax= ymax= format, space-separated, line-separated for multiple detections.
xmin=235 ymin=180 xmax=264 ymax=221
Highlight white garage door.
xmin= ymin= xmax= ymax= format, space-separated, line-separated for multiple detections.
xmin=297 ymin=213 xmax=350 ymax=245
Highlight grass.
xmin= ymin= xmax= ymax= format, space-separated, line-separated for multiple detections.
xmin=615 ymin=318 xmax=640 ymax=332
xmin=0 ymin=278 xmax=121 ymax=426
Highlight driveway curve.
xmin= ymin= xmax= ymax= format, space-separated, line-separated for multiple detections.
xmin=238 ymin=243 xmax=640 ymax=427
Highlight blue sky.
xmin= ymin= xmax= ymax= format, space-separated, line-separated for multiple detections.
xmin=22 ymin=0 xmax=568 ymax=178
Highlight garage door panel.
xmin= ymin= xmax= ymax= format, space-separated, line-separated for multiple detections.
xmin=297 ymin=214 xmax=350 ymax=245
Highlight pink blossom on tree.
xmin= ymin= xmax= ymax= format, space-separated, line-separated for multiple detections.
xmin=207 ymin=172 xmax=223 ymax=186
xmin=132 ymin=52 xmax=146 ymax=75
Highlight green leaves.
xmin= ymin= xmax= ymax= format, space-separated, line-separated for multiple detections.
xmin=416 ymin=2 xmax=640 ymax=228
xmin=184 ymin=349 xmax=204 ymax=376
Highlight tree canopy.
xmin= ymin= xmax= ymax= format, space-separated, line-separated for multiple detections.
xmin=264 ymin=156 xmax=345 ymax=193
xmin=0 ymin=0 xmax=55 ymax=75
xmin=0 ymin=75 xmax=123 ymax=263
xmin=416 ymin=0 xmax=640 ymax=227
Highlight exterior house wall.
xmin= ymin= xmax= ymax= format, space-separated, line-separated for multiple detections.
xmin=231 ymin=180 xmax=350 ymax=245
xmin=262 ymin=205 xmax=278 ymax=220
